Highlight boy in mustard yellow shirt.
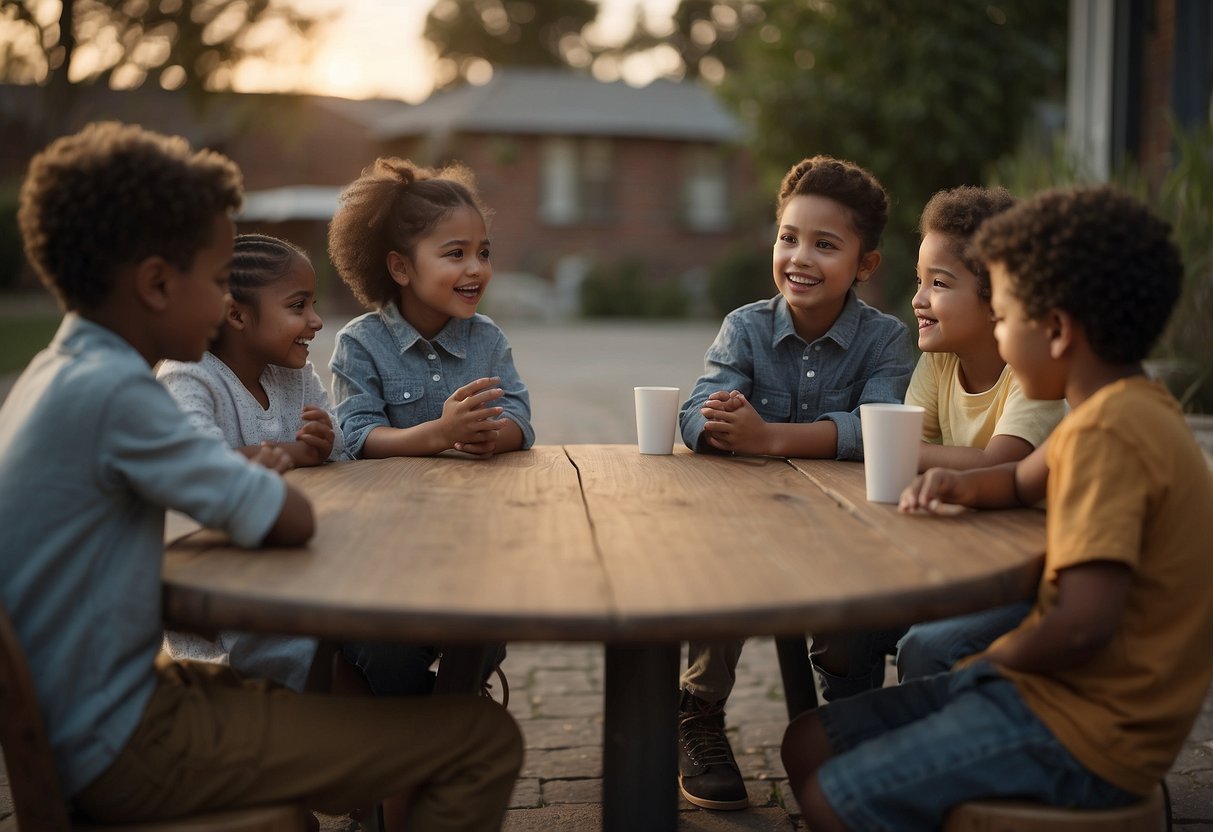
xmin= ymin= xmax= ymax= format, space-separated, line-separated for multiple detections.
xmin=781 ymin=185 xmax=1213 ymax=830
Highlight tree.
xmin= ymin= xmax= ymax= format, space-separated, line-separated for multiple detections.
xmin=0 ymin=0 xmax=326 ymax=94
xmin=737 ymin=1 xmax=1066 ymax=305
xmin=630 ymin=0 xmax=1068 ymax=311
xmin=423 ymin=0 xmax=598 ymax=88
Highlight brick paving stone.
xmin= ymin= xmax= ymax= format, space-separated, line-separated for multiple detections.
xmin=517 ymin=717 xmax=604 ymax=750
xmin=503 ymin=804 xmax=602 ymax=830
xmin=541 ymin=777 xmax=602 ymax=805
xmin=509 ymin=778 xmax=542 ymax=809
xmin=675 ymin=806 xmax=797 ymax=830
xmin=519 ymin=746 xmax=603 ymax=780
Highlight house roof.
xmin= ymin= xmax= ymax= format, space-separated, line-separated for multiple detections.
xmin=373 ymin=68 xmax=744 ymax=143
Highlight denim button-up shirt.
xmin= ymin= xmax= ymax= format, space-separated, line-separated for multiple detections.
xmin=330 ymin=302 xmax=535 ymax=457
xmin=679 ymin=290 xmax=914 ymax=460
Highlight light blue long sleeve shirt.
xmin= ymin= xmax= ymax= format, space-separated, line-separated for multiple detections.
xmin=680 ymin=291 xmax=915 ymax=459
xmin=0 ymin=315 xmax=285 ymax=796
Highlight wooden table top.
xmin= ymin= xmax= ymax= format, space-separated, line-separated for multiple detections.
xmin=162 ymin=445 xmax=1045 ymax=644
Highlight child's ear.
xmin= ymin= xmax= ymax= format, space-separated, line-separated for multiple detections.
xmin=855 ymin=250 xmax=881 ymax=283
xmin=132 ymin=256 xmax=172 ymax=312
xmin=226 ymin=299 xmax=248 ymax=331
xmin=386 ymin=251 xmax=411 ymax=287
xmin=1047 ymin=309 xmax=1074 ymax=359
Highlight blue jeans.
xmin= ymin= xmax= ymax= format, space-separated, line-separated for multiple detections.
xmin=810 ymin=628 xmax=905 ymax=702
xmin=815 ymin=662 xmax=1140 ymax=830
xmin=895 ymin=601 xmax=1032 ymax=681
xmin=342 ymin=643 xmax=507 ymax=697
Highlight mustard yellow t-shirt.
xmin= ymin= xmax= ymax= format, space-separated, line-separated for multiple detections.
xmin=991 ymin=377 xmax=1213 ymax=795
xmin=905 ymin=352 xmax=1065 ymax=449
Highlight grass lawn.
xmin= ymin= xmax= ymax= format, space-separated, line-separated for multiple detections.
xmin=0 ymin=315 xmax=60 ymax=375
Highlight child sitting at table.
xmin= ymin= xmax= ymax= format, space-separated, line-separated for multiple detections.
xmin=157 ymin=233 xmax=341 ymax=693
xmin=675 ymin=155 xmax=916 ymax=811
xmin=327 ymin=157 xmax=522 ymax=697
xmin=328 ymin=156 xmax=534 ymax=459
xmin=0 ymin=121 xmax=521 ymax=831
xmin=811 ymin=186 xmax=1067 ymax=699
xmin=781 ymin=185 xmax=1213 ymax=831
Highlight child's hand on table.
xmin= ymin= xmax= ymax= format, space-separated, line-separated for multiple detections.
xmin=295 ymin=406 xmax=335 ymax=465
xmin=441 ymin=376 xmax=511 ymax=458
xmin=899 ymin=468 xmax=975 ymax=514
xmin=700 ymin=391 xmax=773 ymax=455
xmin=250 ymin=441 xmax=294 ymax=474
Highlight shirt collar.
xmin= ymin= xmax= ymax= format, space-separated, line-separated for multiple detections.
xmin=770 ymin=288 xmax=862 ymax=349
xmin=377 ymin=301 xmax=470 ymax=359
xmin=55 ymin=312 xmax=146 ymax=363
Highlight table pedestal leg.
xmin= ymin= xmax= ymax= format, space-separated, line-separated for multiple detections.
xmin=603 ymin=643 xmax=680 ymax=832
xmin=775 ymin=636 xmax=819 ymax=719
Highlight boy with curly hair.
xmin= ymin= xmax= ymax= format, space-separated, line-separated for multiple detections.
xmin=781 ymin=185 xmax=1213 ymax=830
xmin=1 ymin=121 xmax=521 ymax=830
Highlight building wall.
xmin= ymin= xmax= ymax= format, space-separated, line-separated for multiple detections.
xmin=386 ymin=132 xmax=759 ymax=286
xmin=1138 ymin=0 xmax=1176 ymax=187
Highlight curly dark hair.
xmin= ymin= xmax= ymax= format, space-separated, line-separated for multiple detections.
xmin=17 ymin=121 xmax=243 ymax=311
xmin=973 ymin=185 xmax=1183 ymax=364
xmin=919 ymin=185 xmax=1014 ymax=297
xmin=229 ymin=233 xmax=309 ymax=307
xmin=327 ymin=157 xmax=489 ymax=309
xmin=775 ymin=155 xmax=889 ymax=252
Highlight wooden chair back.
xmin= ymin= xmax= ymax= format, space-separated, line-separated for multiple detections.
xmin=0 ymin=603 xmax=306 ymax=832
xmin=0 ymin=601 xmax=73 ymax=831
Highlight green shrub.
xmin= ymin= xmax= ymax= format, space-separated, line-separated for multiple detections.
xmin=0 ymin=180 xmax=25 ymax=291
xmin=989 ymin=121 xmax=1213 ymax=412
xmin=579 ymin=259 xmax=689 ymax=319
xmin=707 ymin=243 xmax=771 ymax=317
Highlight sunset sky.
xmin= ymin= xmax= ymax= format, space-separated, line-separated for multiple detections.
xmin=233 ymin=0 xmax=682 ymax=103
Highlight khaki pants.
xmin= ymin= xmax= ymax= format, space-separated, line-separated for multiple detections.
xmin=75 ymin=657 xmax=522 ymax=831
xmin=681 ymin=639 xmax=744 ymax=704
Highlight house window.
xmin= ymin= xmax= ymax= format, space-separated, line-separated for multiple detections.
xmin=540 ymin=137 xmax=614 ymax=225
xmin=683 ymin=146 xmax=730 ymax=232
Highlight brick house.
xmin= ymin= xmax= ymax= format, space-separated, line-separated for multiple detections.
xmin=2 ymin=70 xmax=757 ymax=314
xmin=367 ymin=68 xmax=755 ymax=313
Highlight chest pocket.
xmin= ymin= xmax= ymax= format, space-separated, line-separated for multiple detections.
xmin=382 ymin=379 xmax=427 ymax=427
xmin=752 ymin=386 xmax=792 ymax=422
xmin=821 ymin=381 xmax=861 ymax=414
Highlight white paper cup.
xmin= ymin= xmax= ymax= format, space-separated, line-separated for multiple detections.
xmin=860 ymin=403 xmax=924 ymax=503
xmin=634 ymin=387 xmax=680 ymax=454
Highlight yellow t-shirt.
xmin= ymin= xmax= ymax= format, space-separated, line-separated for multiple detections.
xmin=992 ymin=377 xmax=1213 ymax=795
xmin=905 ymin=352 xmax=1066 ymax=449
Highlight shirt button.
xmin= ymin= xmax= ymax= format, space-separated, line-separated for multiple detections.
xmin=760 ymin=397 xmax=769 ymax=405
xmin=815 ymin=345 xmax=822 ymax=351
xmin=432 ymin=374 xmax=441 ymax=382
xmin=806 ymin=370 xmax=816 ymax=379
xmin=403 ymin=392 xmax=411 ymax=399
xmin=802 ymin=354 xmax=809 ymax=360
xmin=801 ymin=404 xmax=808 ymax=410
xmin=427 ymin=353 xmax=437 ymax=360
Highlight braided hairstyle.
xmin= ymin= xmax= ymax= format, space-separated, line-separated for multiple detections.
xmin=327 ymin=157 xmax=489 ymax=309
xmin=775 ymin=156 xmax=889 ymax=253
xmin=229 ymin=233 xmax=309 ymax=308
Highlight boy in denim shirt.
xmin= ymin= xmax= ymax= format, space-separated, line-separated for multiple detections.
xmin=782 ymin=185 xmax=1213 ymax=830
xmin=676 ymin=156 xmax=914 ymax=810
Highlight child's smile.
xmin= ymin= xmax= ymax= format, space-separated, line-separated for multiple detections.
xmin=239 ymin=255 xmax=323 ymax=371
xmin=772 ymin=194 xmax=876 ymax=341
xmin=392 ymin=204 xmax=492 ymax=340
